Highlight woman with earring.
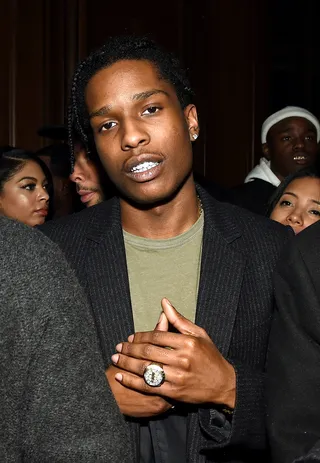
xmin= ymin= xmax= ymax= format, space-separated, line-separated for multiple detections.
xmin=0 ymin=149 xmax=52 ymax=226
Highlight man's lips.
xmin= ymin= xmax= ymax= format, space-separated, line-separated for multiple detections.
xmin=293 ymin=153 xmax=309 ymax=164
xmin=77 ymin=190 xmax=97 ymax=203
xmin=124 ymin=153 xmax=163 ymax=173
xmin=126 ymin=162 xmax=163 ymax=183
xmin=124 ymin=153 xmax=164 ymax=182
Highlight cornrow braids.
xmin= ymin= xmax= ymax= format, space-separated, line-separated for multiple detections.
xmin=68 ymin=35 xmax=195 ymax=162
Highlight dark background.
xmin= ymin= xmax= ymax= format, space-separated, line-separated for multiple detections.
xmin=1 ymin=0 xmax=319 ymax=187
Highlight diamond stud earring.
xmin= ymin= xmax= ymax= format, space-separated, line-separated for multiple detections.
xmin=193 ymin=134 xmax=198 ymax=140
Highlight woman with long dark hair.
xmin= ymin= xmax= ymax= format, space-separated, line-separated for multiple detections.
xmin=267 ymin=166 xmax=320 ymax=234
xmin=0 ymin=149 xmax=53 ymax=226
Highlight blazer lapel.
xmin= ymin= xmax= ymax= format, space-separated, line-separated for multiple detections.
xmin=82 ymin=198 xmax=134 ymax=362
xmin=80 ymin=198 xmax=139 ymax=461
xmin=188 ymin=188 xmax=247 ymax=461
xmin=195 ymin=186 xmax=246 ymax=357
xmin=196 ymin=223 xmax=246 ymax=357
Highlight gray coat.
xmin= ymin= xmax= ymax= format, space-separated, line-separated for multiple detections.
xmin=0 ymin=216 xmax=131 ymax=462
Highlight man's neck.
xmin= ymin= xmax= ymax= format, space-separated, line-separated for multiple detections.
xmin=121 ymin=183 xmax=200 ymax=239
xmin=270 ymin=165 xmax=284 ymax=182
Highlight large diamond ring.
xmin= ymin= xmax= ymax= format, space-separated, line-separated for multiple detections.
xmin=143 ymin=363 xmax=165 ymax=387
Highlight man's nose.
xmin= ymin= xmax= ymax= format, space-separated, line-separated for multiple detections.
xmin=121 ymin=119 xmax=150 ymax=151
xmin=293 ymin=136 xmax=305 ymax=150
xmin=70 ymin=164 xmax=83 ymax=182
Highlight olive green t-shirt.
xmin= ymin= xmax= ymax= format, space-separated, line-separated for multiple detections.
xmin=123 ymin=213 xmax=204 ymax=332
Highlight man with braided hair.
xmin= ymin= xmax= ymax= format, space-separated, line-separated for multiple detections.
xmin=40 ymin=35 xmax=291 ymax=462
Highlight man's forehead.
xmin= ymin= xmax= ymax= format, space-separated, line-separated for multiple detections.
xmin=271 ymin=117 xmax=317 ymax=134
xmin=89 ymin=59 xmax=161 ymax=85
xmin=86 ymin=61 xmax=177 ymax=116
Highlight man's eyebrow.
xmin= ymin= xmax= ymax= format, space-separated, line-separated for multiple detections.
xmin=89 ymin=89 xmax=169 ymax=119
xmin=311 ymin=199 xmax=320 ymax=206
xmin=132 ymin=89 xmax=169 ymax=101
xmin=278 ymin=126 xmax=316 ymax=134
xmin=89 ymin=105 xmax=112 ymax=119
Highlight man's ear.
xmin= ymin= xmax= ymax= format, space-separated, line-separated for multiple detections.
xmin=262 ymin=143 xmax=270 ymax=160
xmin=184 ymin=104 xmax=199 ymax=141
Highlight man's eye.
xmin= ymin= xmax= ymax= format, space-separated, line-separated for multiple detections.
xmin=142 ymin=106 xmax=160 ymax=115
xmin=99 ymin=121 xmax=116 ymax=132
xmin=282 ymin=136 xmax=290 ymax=141
xmin=305 ymin=135 xmax=315 ymax=141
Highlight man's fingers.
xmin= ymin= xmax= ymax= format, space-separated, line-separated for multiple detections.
xmin=161 ymin=298 xmax=210 ymax=339
xmin=112 ymin=353 xmax=177 ymax=386
xmin=155 ymin=311 xmax=169 ymax=331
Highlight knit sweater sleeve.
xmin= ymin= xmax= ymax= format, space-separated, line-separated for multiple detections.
xmin=0 ymin=220 xmax=133 ymax=462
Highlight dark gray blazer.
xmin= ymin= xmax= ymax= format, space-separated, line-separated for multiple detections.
xmin=40 ymin=186 xmax=290 ymax=462
xmin=267 ymin=220 xmax=320 ymax=463
xmin=0 ymin=216 xmax=132 ymax=462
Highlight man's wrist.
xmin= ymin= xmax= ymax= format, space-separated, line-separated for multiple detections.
xmin=220 ymin=362 xmax=236 ymax=409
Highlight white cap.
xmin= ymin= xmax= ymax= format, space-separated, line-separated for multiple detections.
xmin=261 ymin=106 xmax=320 ymax=143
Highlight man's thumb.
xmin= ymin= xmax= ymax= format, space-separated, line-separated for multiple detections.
xmin=155 ymin=311 xmax=168 ymax=331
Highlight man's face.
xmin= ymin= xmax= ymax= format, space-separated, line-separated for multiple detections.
xmin=69 ymin=144 xmax=104 ymax=207
xmin=85 ymin=59 xmax=198 ymax=206
xmin=263 ymin=117 xmax=319 ymax=181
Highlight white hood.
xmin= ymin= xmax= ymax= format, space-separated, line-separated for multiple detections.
xmin=244 ymin=157 xmax=280 ymax=187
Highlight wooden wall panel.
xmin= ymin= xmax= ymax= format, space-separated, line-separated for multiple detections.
xmin=84 ymin=0 xmax=268 ymax=187
xmin=13 ymin=0 xmax=45 ymax=149
xmin=196 ymin=0 xmax=268 ymax=187
xmin=0 ymin=0 xmax=269 ymax=186
xmin=42 ymin=0 xmax=66 ymax=133
xmin=85 ymin=0 xmax=185 ymax=56
xmin=0 ymin=0 xmax=85 ymax=151
xmin=0 ymin=0 xmax=14 ymax=146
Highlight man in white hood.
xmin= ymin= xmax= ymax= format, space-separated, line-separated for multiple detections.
xmin=231 ymin=106 xmax=320 ymax=215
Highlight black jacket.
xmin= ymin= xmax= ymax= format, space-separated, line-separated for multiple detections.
xmin=229 ymin=179 xmax=277 ymax=216
xmin=40 ymin=186 xmax=290 ymax=462
xmin=267 ymin=221 xmax=320 ymax=462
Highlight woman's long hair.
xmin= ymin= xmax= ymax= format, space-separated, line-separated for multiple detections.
xmin=0 ymin=148 xmax=54 ymax=219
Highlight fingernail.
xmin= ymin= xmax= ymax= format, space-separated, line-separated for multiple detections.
xmin=164 ymin=298 xmax=173 ymax=306
xmin=115 ymin=373 xmax=123 ymax=382
xmin=128 ymin=334 xmax=134 ymax=342
xmin=116 ymin=343 xmax=123 ymax=352
xmin=111 ymin=354 xmax=119 ymax=364
xmin=156 ymin=312 xmax=165 ymax=326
